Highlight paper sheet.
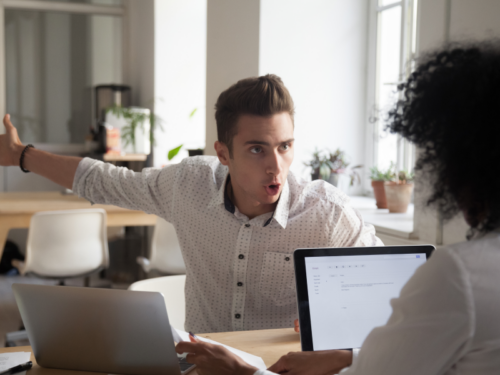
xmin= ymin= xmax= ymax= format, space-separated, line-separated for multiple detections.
xmin=0 ymin=351 xmax=31 ymax=375
xmin=173 ymin=327 xmax=266 ymax=370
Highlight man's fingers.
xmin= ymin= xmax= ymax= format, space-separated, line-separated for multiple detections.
xmin=185 ymin=353 xmax=198 ymax=365
xmin=267 ymin=356 xmax=288 ymax=373
xmin=175 ymin=341 xmax=201 ymax=354
xmin=3 ymin=114 xmax=14 ymax=130
xmin=294 ymin=319 xmax=300 ymax=333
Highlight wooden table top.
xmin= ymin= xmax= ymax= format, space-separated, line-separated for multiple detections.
xmin=0 ymin=191 xmax=142 ymax=215
xmin=0 ymin=328 xmax=300 ymax=375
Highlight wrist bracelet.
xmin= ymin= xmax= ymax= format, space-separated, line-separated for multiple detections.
xmin=20 ymin=144 xmax=34 ymax=173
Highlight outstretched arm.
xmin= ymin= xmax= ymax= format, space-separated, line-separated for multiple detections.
xmin=0 ymin=114 xmax=82 ymax=189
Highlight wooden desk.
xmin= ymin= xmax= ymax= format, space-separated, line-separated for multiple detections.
xmin=0 ymin=328 xmax=300 ymax=375
xmin=0 ymin=192 xmax=157 ymax=260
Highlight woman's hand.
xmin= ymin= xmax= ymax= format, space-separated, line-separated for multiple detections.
xmin=175 ymin=335 xmax=258 ymax=375
xmin=267 ymin=349 xmax=352 ymax=375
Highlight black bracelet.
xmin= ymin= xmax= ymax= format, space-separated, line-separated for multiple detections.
xmin=20 ymin=144 xmax=34 ymax=173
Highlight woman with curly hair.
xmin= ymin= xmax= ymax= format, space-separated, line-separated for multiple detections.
xmin=176 ymin=42 xmax=500 ymax=375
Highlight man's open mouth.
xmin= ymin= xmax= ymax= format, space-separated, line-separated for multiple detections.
xmin=265 ymin=184 xmax=281 ymax=196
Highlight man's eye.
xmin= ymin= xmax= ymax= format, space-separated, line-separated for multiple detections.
xmin=250 ymin=147 xmax=262 ymax=154
xmin=280 ymin=144 xmax=290 ymax=151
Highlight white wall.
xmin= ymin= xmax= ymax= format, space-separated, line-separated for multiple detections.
xmin=414 ymin=0 xmax=500 ymax=245
xmin=259 ymin=0 xmax=368 ymax=188
xmin=154 ymin=0 xmax=207 ymax=166
xmin=205 ymin=0 xmax=261 ymax=157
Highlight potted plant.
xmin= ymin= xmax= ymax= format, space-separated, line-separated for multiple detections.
xmin=305 ymin=148 xmax=362 ymax=189
xmin=324 ymin=149 xmax=362 ymax=188
xmin=106 ymin=104 xmax=183 ymax=159
xmin=369 ymin=164 xmax=395 ymax=209
xmin=304 ymin=149 xmax=330 ymax=181
xmin=384 ymin=170 xmax=414 ymax=213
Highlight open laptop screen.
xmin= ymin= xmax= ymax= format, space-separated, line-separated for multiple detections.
xmin=294 ymin=246 xmax=434 ymax=351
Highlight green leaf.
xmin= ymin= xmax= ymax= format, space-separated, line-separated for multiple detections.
xmin=168 ymin=144 xmax=183 ymax=161
xmin=189 ymin=108 xmax=198 ymax=119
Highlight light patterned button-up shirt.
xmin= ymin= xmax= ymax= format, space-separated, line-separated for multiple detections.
xmin=73 ymin=156 xmax=382 ymax=333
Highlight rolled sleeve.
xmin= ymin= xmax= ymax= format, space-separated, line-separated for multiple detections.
xmin=331 ymin=204 xmax=383 ymax=247
xmin=72 ymin=157 xmax=179 ymax=221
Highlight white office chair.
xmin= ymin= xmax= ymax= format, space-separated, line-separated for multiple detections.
xmin=17 ymin=209 xmax=109 ymax=285
xmin=128 ymin=275 xmax=186 ymax=330
xmin=6 ymin=209 xmax=109 ymax=347
xmin=136 ymin=217 xmax=186 ymax=274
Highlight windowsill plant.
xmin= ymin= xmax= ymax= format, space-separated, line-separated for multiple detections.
xmin=369 ymin=164 xmax=395 ymax=209
xmin=384 ymin=170 xmax=414 ymax=213
xmin=305 ymin=148 xmax=362 ymax=190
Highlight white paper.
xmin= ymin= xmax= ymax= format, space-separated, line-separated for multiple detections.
xmin=0 ymin=352 xmax=31 ymax=372
xmin=174 ymin=328 xmax=266 ymax=370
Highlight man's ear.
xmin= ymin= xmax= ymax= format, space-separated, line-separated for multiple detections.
xmin=214 ymin=141 xmax=230 ymax=166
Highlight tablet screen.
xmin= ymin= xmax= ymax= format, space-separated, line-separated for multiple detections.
xmin=304 ymin=253 xmax=426 ymax=350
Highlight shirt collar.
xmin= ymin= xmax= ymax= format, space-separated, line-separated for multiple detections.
xmin=208 ymin=172 xmax=290 ymax=229
xmin=264 ymin=179 xmax=290 ymax=229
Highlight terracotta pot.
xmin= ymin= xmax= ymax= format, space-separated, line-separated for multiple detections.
xmin=371 ymin=180 xmax=387 ymax=209
xmin=384 ymin=182 xmax=414 ymax=213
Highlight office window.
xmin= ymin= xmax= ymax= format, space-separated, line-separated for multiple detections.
xmin=367 ymin=0 xmax=418 ymax=174
xmin=3 ymin=1 xmax=123 ymax=145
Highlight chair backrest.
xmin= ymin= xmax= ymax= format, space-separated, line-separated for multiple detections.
xmin=24 ymin=209 xmax=109 ymax=278
xmin=149 ymin=218 xmax=185 ymax=274
xmin=128 ymin=275 xmax=186 ymax=331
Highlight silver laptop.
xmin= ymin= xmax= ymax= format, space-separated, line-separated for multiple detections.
xmin=12 ymin=284 xmax=195 ymax=375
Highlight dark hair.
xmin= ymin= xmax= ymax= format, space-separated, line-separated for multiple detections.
xmin=387 ymin=41 xmax=500 ymax=236
xmin=215 ymin=74 xmax=295 ymax=156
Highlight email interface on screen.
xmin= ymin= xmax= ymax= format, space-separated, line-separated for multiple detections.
xmin=305 ymin=253 xmax=426 ymax=350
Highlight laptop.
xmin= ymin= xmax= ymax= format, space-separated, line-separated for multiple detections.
xmin=294 ymin=245 xmax=435 ymax=351
xmin=12 ymin=284 xmax=195 ymax=375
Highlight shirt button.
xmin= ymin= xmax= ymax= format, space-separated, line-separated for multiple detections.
xmin=238 ymin=254 xmax=245 ymax=260
xmin=285 ymin=257 xmax=290 ymax=261
xmin=235 ymin=313 xmax=241 ymax=319
xmin=245 ymin=223 xmax=250 ymax=228
xmin=237 ymin=282 xmax=243 ymax=287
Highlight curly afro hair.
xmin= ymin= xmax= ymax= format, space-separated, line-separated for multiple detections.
xmin=387 ymin=41 xmax=500 ymax=236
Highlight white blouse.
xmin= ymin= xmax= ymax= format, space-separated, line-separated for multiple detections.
xmin=257 ymin=231 xmax=500 ymax=375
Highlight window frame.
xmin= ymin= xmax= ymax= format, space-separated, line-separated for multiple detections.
xmin=0 ymin=0 xmax=126 ymax=153
xmin=364 ymin=0 xmax=419 ymax=194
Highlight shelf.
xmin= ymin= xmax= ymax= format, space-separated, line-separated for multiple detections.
xmin=102 ymin=153 xmax=148 ymax=162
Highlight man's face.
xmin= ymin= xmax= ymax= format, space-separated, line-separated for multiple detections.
xmin=216 ymin=112 xmax=294 ymax=213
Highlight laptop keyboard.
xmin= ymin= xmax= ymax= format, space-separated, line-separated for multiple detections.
xmin=178 ymin=356 xmax=195 ymax=373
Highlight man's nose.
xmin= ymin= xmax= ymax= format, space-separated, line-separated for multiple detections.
xmin=267 ymin=151 xmax=283 ymax=175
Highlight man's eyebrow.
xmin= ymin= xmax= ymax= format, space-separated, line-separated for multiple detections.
xmin=243 ymin=138 xmax=295 ymax=146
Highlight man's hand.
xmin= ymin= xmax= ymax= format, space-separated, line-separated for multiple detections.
xmin=294 ymin=319 xmax=299 ymax=333
xmin=0 ymin=114 xmax=24 ymax=166
xmin=267 ymin=350 xmax=352 ymax=375
xmin=175 ymin=336 xmax=258 ymax=375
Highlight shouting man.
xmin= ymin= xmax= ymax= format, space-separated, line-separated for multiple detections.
xmin=0 ymin=74 xmax=382 ymax=333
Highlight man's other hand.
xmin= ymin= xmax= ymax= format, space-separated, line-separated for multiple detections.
xmin=294 ymin=319 xmax=299 ymax=333
xmin=0 ymin=114 xmax=24 ymax=166
xmin=267 ymin=350 xmax=352 ymax=375
xmin=175 ymin=335 xmax=258 ymax=375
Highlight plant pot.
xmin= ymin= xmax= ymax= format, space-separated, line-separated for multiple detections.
xmin=384 ymin=182 xmax=414 ymax=213
xmin=327 ymin=173 xmax=340 ymax=187
xmin=371 ymin=180 xmax=387 ymax=209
